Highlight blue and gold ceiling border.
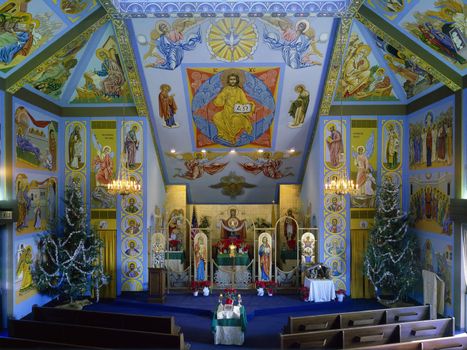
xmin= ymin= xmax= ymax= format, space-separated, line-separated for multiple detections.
xmin=111 ymin=0 xmax=349 ymax=16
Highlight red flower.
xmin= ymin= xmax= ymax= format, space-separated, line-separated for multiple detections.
xmin=255 ymin=281 xmax=266 ymax=289
xmin=336 ymin=289 xmax=346 ymax=295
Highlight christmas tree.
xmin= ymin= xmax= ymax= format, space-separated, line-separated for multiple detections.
xmin=33 ymin=180 xmax=108 ymax=303
xmin=364 ymin=178 xmax=419 ymax=305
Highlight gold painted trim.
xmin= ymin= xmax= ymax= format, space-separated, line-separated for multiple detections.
xmin=7 ymin=15 xmax=110 ymax=95
xmin=319 ymin=18 xmax=352 ymax=116
xmin=355 ymin=12 xmax=461 ymax=92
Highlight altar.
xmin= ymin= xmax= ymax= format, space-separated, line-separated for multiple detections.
xmin=212 ymin=304 xmax=247 ymax=345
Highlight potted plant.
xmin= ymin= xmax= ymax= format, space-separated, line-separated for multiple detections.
xmin=255 ymin=281 xmax=266 ymax=296
xmin=336 ymin=289 xmax=346 ymax=302
xmin=202 ymin=280 xmax=211 ymax=296
xmin=266 ymin=280 xmax=277 ymax=296
xmin=191 ymin=281 xmax=200 ymax=296
xmin=300 ymin=286 xmax=310 ymax=302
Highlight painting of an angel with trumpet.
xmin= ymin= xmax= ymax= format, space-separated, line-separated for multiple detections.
xmin=166 ymin=151 xmax=228 ymax=180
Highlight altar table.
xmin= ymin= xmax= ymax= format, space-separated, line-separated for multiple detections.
xmin=216 ymin=253 xmax=250 ymax=266
xmin=211 ymin=305 xmax=247 ymax=345
xmin=304 ymin=278 xmax=336 ymax=302
xmin=164 ymin=251 xmax=185 ymax=272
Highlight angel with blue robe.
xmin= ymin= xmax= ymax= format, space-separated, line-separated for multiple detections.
xmin=144 ymin=19 xmax=203 ymax=71
xmin=352 ymin=132 xmax=375 ymax=197
xmin=262 ymin=18 xmax=323 ymax=69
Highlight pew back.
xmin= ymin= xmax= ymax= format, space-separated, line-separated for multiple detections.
xmin=9 ymin=319 xmax=184 ymax=349
xmin=0 ymin=336 xmax=103 ymax=349
xmin=32 ymin=306 xmax=178 ymax=334
xmin=288 ymin=305 xmax=431 ymax=334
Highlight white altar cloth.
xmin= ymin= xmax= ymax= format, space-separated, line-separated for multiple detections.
xmin=304 ymin=278 xmax=336 ymax=302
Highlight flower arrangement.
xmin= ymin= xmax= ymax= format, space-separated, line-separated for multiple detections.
xmin=191 ymin=281 xmax=202 ymax=292
xmin=201 ymin=280 xmax=211 ymax=290
xmin=223 ymin=288 xmax=237 ymax=304
xmin=255 ymin=280 xmax=266 ymax=289
xmin=336 ymin=289 xmax=346 ymax=302
xmin=266 ymin=280 xmax=277 ymax=295
xmin=300 ymin=286 xmax=310 ymax=301
xmin=336 ymin=289 xmax=346 ymax=295
xmin=216 ymin=239 xmax=248 ymax=254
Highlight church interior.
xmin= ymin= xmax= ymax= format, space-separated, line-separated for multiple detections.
xmin=0 ymin=0 xmax=466 ymax=348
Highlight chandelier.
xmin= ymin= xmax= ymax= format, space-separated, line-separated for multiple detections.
xmin=107 ymin=152 xmax=141 ymax=196
xmin=324 ymin=13 xmax=358 ymax=198
xmin=324 ymin=168 xmax=358 ymax=196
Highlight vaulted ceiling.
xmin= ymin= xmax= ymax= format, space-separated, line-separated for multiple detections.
xmin=2 ymin=0 xmax=465 ymax=203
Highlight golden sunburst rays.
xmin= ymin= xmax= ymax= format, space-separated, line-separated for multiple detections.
xmin=207 ymin=18 xmax=258 ymax=62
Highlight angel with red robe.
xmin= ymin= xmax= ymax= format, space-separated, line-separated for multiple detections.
xmin=238 ymin=151 xmax=299 ymax=179
xmin=167 ymin=151 xmax=228 ymax=180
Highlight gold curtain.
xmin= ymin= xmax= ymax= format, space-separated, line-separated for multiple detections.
xmin=351 ymin=229 xmax=374 ymax=299
xmin=98 ymin=229 xmax=117 ymax=299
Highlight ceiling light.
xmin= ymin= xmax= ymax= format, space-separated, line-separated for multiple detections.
xmin=201 ymin=149 xmax=207 ymax=153
xmin=289 ymin=148 xmax=295 ymax=153
xmin=170 ymin=148 xmax=176 ymax=153
xmin=258 ymin=149 xmax=264 ymax=153
xmin=230 ymin=149 xmax=236 ymax=154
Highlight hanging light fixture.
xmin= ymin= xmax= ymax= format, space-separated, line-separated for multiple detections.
xmin=107 ymin=118 xmax=141 ymax=196
xmin=107 ymin=152 xmax=141 ymax=196
xmin=324 ymin=12 xmax=358 ymax=197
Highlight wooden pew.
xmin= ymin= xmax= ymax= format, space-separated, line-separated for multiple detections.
xmin=352 ymin=334 xmax=467 ymax=349
xmin=32 ymin=305 xmax=180 ymax=335
xmin=0 ymin=336 xmax=103 ymax=349
xmin=8 ymin=319 xmax=185 ymax=349
xmin=281 ymin=329 xmax=343 ymax=349
xmin=287 ymin=305 xmax=431 ymax=334
xmin=281 ymin=318 xmax=454 ymax=349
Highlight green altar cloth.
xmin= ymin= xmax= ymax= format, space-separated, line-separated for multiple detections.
xmin=216 ymin=253 xmax=250 ymax=266
xmin=165 ymin=251 xmax=185 ymax=262
xmin=211 ymin=305 xmax=247 ymax=332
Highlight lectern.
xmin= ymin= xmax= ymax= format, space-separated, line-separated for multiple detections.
xmin=148 ymin=267 xmax=166 ymax=303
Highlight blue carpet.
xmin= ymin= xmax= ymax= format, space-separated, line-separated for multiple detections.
xmin=85 ymin=293 xmax=386 ymax=350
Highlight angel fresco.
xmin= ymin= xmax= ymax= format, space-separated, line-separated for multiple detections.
xmin=209 ymin=172 xmax=256 ymax=199
xmin=262 ymin=18 xmax=324 ymax=69
xmin=239 ymin=151 xmax=298 ymax=179
xmin=92 ymin=133 xmax=114 ymax=186
xmin=143 ymin=19 xmax=202 ymax=70
xmin=60 ymin=0 xmax=88 ymax=15
xmin=351 ymin=133 xmax=376 ymax=208
xmin=167 ymin=151 xmax=228 ymax=180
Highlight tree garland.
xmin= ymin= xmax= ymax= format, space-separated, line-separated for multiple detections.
xmin=364 ymin=179 xmax=420 ymax=305
xmin=33 ymin=181 xmax=109 ymax=303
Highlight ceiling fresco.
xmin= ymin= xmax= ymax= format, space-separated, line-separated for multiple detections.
xmin=23 ymin=20 xmax=135 ymax=107
xmin=130 ymin=16 xmax=335 ymax=203
xmin=0 ymin=1 xmax=464 ymax=203
xmin=0 ymin=0 xmax=100 ymax=77
xmin=365 ymin=0 xmax=466 ymax=74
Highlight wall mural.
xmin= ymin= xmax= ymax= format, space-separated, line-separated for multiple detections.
xmin=28 ymin=37 xmax=87 ymax=99
xmin=374 ymin=35 xmax=438 ymax=99
xmin=158 ymin=83 xmax=179 ymax=128
xmin=238 ymin=151 xmax=299 ymax=179
xmin=188 ymin=67 xmax=279 ymax=148
xmin=409 ymin=101 xmax=453 ymax=170
xmin=166 ymin=151 xmax=228 ymax=180
xmin=323 ymin=119 xmax=348 ymax=292
xmin=288 ymin=84 xmax=310 ymax=128
xmin=120 ymin=120 xmax=145 ymax=291
xmin=262 ymin=18 xmax=324 ymax=69
xmin=365 ymin=0 xmax=407 ymax=16
xmin=15 ymin=173 xmax=57 ymax=234
xmin=410 ymin=171 xmax=452 ymax=235
xmin=336 ymin=23 xmax=397 ymax=101
xmin=56 ymin=0 xmax=98 ymax=22
xmin=15 ymin=239 xmax=38 ymax=304
xmin=0 ymin=0 xmax=64 ymax=73
xmin=0 ymin=90 xmax=4 ymax=199
xmin=209 ymin=171 xmax=256 ymax=199
xmin=401 ymin=0 xmax=465 ymax=68
xmin=71 ymin=24 xmax=132 ymax=104
xmin=15 ymin=106 xmax=58 ymax=172
xmin=381 ymin=119 xmax=403 ymax=207
xmin=90 ymin=120 xmax=116 ymax=211
xmin=142 ymin=18 xmax=204 ymax=70
xmin=350 ymin=120 xmax=377 ymax=209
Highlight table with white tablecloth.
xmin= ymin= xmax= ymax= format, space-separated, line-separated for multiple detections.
xmin=304 ymin=278 xmax=336 ymax=302
xmin=211 ymin=305 xmax=247 ymax=345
